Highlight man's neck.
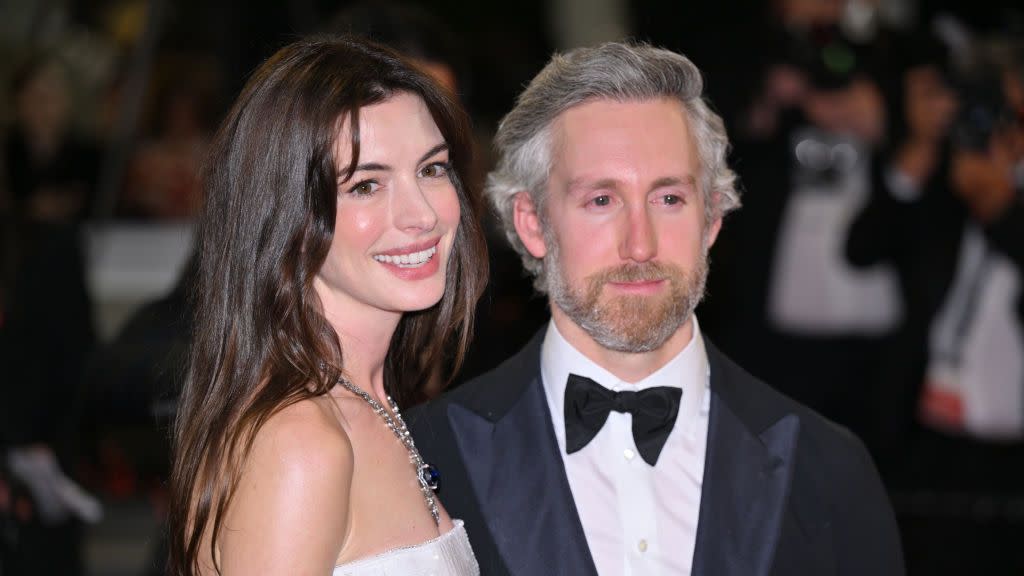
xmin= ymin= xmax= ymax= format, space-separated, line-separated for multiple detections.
xmin=550 ymin=307 xmax=695 ymax=383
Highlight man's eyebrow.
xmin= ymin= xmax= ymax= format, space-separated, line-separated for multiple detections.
xmin=566 ymin=175 xmax=697 ymax=194
xmin=650 ymin=175 xmax=697 ymax=190
xmin=567 ymin=177 xmax=620 ymax=194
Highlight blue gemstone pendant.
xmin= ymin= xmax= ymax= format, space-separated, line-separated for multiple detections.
xmin=419 ymin=463 xmax=440 ymax=492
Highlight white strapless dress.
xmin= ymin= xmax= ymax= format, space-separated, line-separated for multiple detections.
xmin=332 ymin=519 xmax=479 ymax=576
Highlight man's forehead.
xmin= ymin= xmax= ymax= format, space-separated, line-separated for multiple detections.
xmin=554 ymin=96 xmax=688 ymax=126
xmin=548 ymin=97 xmax=699 ymax=180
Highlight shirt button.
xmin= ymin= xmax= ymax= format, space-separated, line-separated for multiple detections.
xmin=638 ymin=539 xmax=648 ymax=553
xmin=623 ymin=448 xmax=635 ymax=461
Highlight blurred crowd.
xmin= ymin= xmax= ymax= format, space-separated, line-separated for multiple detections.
xmin=0 ymin=0 xmax=1022 ymax=574
xmin=676 ymin=2 xmax=1024 ymax=573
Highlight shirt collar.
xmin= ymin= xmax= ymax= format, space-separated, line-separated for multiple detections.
xmin=541 ymin=315 xmax=709 ymax=443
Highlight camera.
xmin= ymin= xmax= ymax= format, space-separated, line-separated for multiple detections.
xmin=951 ymin=72 xmax=1015 ymax=152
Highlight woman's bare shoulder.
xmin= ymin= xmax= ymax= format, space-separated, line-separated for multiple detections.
xmin=259 ymin=396 xmax=353 ymax=456
xmin=247 ymin=397 xmax=354 ymax=484
xmin=219 ymin=396 xmax=354 ymax=573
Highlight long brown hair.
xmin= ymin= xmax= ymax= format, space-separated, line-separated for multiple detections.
xmin=167 ymin=36 xmax=487 ymax=575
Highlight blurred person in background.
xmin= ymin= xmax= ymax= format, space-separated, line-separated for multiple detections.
xmin=916 ymin=32 xmax=1024 ymax=490
xmin=0 ymin=54 xmax=103 ymax=576
xmin=168 ymin=36 xmax=486 ymax=575
xmin=842 ymin=26 xmax=961 ymax=483
xmin=713 ymin=0 xmax=903 ymax=457
xmin=846 ymin=28 xmax=1024 ymax=573
xmin=119 ymin=56 xmax=218 ymax=220
xmin=79 ymin=253 xmax=197 ymax=576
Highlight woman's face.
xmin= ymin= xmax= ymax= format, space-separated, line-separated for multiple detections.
xmin=315 ymin=92 xmax=461 ymax=323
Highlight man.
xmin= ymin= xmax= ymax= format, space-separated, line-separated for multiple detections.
xmin=408 ymin=42 xmax=904 ymax=576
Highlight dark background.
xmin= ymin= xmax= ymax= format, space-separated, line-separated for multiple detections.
xmin=1 ymin=0 xmax=1023 ymax=574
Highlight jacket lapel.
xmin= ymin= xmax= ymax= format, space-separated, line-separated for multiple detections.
xmin=692 ymin=343 xmax=800 ymax=576
xmin=447 ymin=331 xmax=598 ymax=576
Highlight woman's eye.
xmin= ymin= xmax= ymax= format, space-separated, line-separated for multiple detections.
xmin=662 ymin=194 xmax=682 ymax=205
xmin=420 ymin=162 xmax=450 ymax=178
xmin=348 ymin=180 xmax=378 ymax=196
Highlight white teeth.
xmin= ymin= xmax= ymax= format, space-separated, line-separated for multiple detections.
xmin=373 ymin=245 xmax=437 ymax=267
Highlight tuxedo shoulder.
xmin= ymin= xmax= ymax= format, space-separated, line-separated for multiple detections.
xmin=411 ymin=330 xmax=544 ymax=425
xmin=723 ymin=364 xmax=905 ymax=571
xmin=760 ymin=375 xmax=868 ymax=458
xmin=709 ymin=343 xmax=875 ymax=467
xmin=762 ymin=379 xmax=875 ymax=469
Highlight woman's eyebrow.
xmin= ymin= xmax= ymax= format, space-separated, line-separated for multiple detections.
xmin=417 ymin=142 xmax=449 ymax=164
xmin=349 ymin=142 xmax=449 ymax=173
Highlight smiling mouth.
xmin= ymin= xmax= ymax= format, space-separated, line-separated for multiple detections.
xmin=372 ymin=244 xmax=438 ymax=268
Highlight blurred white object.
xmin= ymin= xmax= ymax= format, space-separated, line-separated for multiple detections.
xmin=7 ymin=446 xmax=103 ymax=524
xmin=922 ymin=226 xmax=1024 ymax=439
xmin=769 ymin=129 xmax=903 ymax=335
xmin=83 ymin=221 xmax=193 ymax=341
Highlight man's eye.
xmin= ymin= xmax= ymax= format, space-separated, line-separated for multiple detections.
xmin=591 ymin=195 xmax=611 ymax=207
xmin=662 ymin=194 xmax=682 ymax=205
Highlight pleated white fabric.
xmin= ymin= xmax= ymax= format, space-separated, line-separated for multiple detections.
xmin=332 ymin=520 xmax=479 ymax=576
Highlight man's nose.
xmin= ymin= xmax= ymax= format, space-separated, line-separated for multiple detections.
xmin=619 ymin=207 xmax=656 ymax=262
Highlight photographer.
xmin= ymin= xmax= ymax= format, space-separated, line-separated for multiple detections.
xmin=920 ymin=50 xmax=1024 ymax=442
xmin=846 ymin=35 xmax=1024 ymax=574
xmin=719 ymin=0 xmax=903 ymax=449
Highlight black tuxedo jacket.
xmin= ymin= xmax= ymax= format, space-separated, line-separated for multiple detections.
xmin=407 ymin=331 xmax=905 ymax=575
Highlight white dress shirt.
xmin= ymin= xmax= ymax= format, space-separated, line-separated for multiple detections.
xmin=540 ymin=317 xmax=711 ymax=576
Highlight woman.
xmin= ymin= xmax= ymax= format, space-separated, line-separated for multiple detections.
xmin=167 ymin=36 xmax=487 ymax=575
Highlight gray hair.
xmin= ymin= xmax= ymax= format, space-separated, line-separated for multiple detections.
xmin=485 ymin=42 xmax=741 ymax=289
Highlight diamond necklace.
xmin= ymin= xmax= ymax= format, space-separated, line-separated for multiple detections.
xmin=335 ymin=377 xmax=440 ymax=525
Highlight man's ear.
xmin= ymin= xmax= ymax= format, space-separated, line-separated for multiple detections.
xmin=512 ymin=191 xmax=547 ymax=259
xmin=706 ymin=215 xmax=723 ymax=249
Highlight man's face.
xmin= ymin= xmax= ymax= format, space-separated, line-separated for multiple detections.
xmin=515 ymin=98 xmax=721 ymax=353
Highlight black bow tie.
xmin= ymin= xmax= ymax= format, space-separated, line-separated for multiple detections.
xmin=563 ymin=373 xmax=682 ymax=466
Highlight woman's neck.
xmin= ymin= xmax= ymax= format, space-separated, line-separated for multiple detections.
xmin=320 ymin=302 xmax=400 ymax=404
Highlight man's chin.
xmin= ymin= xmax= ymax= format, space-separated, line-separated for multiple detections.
xmin=599 ymin=291 xmax=673 ymax=316
xmin=585 ymin=305 xmax=688 ymax=353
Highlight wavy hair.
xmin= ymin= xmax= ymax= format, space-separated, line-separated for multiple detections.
xmin=485 ymin=42 xmax=740 ymax=291
xmin=167 ymin=35 xmax=487 ymax=575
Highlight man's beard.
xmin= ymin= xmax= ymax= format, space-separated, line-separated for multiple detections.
xmin=544 ymin=234 xmax=709 ymax=354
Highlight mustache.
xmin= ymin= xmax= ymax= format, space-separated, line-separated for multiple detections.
xmin=589 ymin=261 xmax=684 ymax=285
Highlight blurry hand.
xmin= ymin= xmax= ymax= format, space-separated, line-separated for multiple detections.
xmin=745 ymin=65 xmax=811 ymax=139
xmin=767 ymin=65 xmax=810 ymax=107
xmin=844 ymin=79 xmax=887 ymax=144
xmin=895 ymin=140 xmax=939 ymax=187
